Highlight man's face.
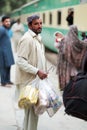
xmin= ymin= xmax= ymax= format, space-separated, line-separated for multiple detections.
xmin=29 ymin=18 xmax=42 ymax=34
xmin=2 ymin=18 xmax=11 ymax=28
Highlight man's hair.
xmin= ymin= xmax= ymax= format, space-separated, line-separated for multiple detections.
xmin=27 ymin=15 xmax=40 ymax=25
xmin=17 ymin=18 xmax=20 ymax=23
xmin=1 ymin=16 xmax=10 ymax=22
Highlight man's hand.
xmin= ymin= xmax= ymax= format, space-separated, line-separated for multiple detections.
xmin=37 ymin=70 xmax=48 ymax=80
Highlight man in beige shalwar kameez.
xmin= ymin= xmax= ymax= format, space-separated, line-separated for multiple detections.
xmin=15 ymin=15 xmax=48 ymax=130
xmin=11 ymin=18 xmax=25 ymax=52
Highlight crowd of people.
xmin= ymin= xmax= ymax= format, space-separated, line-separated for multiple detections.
xmin=0 ymin=14 xmax=87 ymax=130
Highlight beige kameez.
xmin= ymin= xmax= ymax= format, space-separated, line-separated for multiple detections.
xmin=15 ymin=29 xmax=47 ymax=130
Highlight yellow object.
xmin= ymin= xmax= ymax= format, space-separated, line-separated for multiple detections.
xmin=18 ymin=85 xmax=39 ymax=109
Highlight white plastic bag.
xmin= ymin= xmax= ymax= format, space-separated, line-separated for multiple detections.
xmin=18 ymin=78 xmax=39 ymax=109
xmin=34 ymin=78 xmax=49 ymax=115
xmin=34 ymin=78 xmax=62 ymax=116
xmin=43 ymin=78 xmax=62 ymax=117
xmin=47 ymin=100 xmax=62 ymax=117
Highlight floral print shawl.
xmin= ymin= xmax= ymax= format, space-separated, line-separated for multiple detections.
xmin=57 ymin=25 xmax=87 ymax=90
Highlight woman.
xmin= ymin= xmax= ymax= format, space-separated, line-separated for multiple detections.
xmin=57 ymin=25 xmax=87 ymax=91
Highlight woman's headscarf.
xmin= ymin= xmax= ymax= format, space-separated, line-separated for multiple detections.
xmin=57 ymin=25 xmax=87 ymax=90
xmin=62 ymin=25 xmax=87 ymax=69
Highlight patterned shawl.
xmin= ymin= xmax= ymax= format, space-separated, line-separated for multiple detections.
xmin=62 ymin=25 xmax=87 ymax=69
xmin=57 ymin=25 xmax=87 ymax=90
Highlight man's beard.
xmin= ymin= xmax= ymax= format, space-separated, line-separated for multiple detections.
xmin=4 ymin=25 xmax=10 ymax=29
xmin=33 ymin=28 xmax=42 ymax=34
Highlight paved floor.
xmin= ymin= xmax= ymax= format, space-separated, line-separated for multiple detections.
xmin=0 ymin=83 xmax=17 ymax=130
xmin=0 ymin=50 xmax=87 ymax=130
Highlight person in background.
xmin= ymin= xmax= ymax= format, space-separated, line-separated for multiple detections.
xmin=15 ymin=15 xmax=48 ymax=130
xmin=57 ymin=25 xmax=87 ymax=91
xmin=82 ymin=33 xmax=87 ymax=71
xmin=0 ymin=16 xmax=14 ymax=87
xmin=10 ymin=19 xmax=16 ymax=27
xmin=81 ymin=32 xmax=87 ymax=40
xmin=11 ymin=18 xmax=25 ymax=52
xmin=66 ymin=11 xmax=74 ymax=26
xmin=54 ymin=31 xmax=64 ymax=53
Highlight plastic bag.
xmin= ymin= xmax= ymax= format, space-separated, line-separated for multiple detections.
xmin=47 ymin=100 xmax=62 ymax=117
xmin=18 ymin=78 xmax=39 ymax=109
xmin=34 ymin=79 xmax=49 ymax=115
xmin=44 ymin=79 xmax=62 ymax=117
xmin=34 ymin=78 xmax=62 ymax=116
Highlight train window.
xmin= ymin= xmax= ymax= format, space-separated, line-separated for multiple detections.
xmin=57 ymin=11 xmax=61 ymax=25
xmin=49 ymin=12 xmax=52 ymax=25
xmin=43 ymin=13 xmax=45 ymax=24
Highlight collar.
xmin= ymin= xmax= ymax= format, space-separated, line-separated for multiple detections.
xmin=28 ymin=29 xmax=36 ymax=38
xmin=28 ymin=29 xmax=42 ymax=42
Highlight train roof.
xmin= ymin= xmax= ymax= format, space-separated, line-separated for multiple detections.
xmin=22 ymin=0 xmax=40 ymax=8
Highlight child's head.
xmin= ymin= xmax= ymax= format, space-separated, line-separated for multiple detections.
xmin=55 ymin=32 xmax=63 ymax=39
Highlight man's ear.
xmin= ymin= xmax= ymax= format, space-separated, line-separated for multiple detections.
xmin=28 ymin=23 xmax=32 ymax=29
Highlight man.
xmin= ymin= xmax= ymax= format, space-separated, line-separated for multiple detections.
xmin=15 ymin=15 xmax=48 ymax=130
xmin=66 ymin=11 xmax=74 ymax=26
xmin=11 ymin=18 xmax=25 ymax=52
xmin=0 ymin=16 xmax=14 ymax=87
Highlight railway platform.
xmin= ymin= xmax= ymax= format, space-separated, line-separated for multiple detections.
xmin=0 ymin=50 xmax=87 ymax=130
xmin=45 ymin=48 xmax=58 ymax=66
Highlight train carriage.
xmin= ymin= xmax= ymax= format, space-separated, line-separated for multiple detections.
xmin=11 ymin=0 xmax=87 ymax=52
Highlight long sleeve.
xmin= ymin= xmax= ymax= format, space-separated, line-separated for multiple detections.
xmin=16 ymin=57 xmax=39 ymax=75
xmin=0 ymin=27 xmax=5 ymax=38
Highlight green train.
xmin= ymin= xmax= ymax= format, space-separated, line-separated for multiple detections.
xmin=11 ymin=0 xmax=87 ymax=53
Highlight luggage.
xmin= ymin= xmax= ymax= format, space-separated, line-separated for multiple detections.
xmin=63 ymin=72 xmax=87 ymax=121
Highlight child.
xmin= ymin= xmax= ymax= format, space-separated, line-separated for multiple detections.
xmin=54 ymin=31 xmax=64 ymax=51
